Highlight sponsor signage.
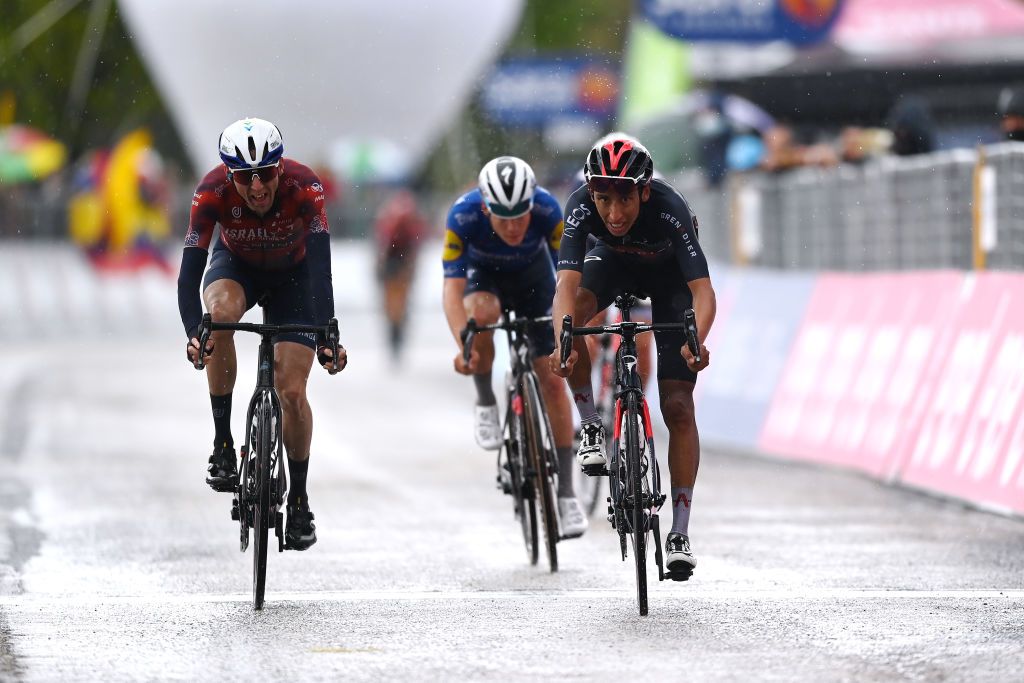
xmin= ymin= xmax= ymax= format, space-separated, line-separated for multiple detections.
xmin=480 ymin=58 xmax=619 ymax=126
xmin=641 ymin=0 xmax=845 ymax=46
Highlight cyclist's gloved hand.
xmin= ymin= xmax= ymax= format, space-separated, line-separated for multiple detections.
xmin=681 ymin=342 xmax=710 ymax=373
xmin=186 ymin=325 xmax=214 ymax=365
xmin=317 ymin=344 xmax=347 ymax=374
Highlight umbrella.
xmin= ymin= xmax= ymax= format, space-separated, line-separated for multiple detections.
xmin=0 ymin=124 xmax=67 ymax=184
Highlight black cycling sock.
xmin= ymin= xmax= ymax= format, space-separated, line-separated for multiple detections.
xmin=210 ymin=393 xmax=233 ymax=449
xmin=473 ymin=372 xmax=496 ymax=406
xmin=288 ymin=457 xmax=309 ymax=505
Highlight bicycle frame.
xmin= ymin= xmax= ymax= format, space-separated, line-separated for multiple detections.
xmin=560 ymin=293 xmax=699 ymax=615
xmin=462 ymin=310 xmax=560 ymax=571
xmin=194 ymin=311 xmax=340 ymax=609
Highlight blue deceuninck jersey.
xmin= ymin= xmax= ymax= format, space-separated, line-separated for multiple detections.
xmin=442 ymin=187 xmax=564 ymax=278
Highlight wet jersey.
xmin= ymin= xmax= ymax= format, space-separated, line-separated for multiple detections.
xmin=442 ymin=187 xmax=564 ymax=278
xmin=184 ymin=158 xmax=329 ymax=270
xmin=557 ymin=179 xmax=710 ymax=282
xmin=177 ymin=158 xmax=334 ymax=337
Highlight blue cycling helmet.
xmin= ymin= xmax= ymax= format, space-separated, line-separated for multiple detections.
xmin=218 ymin=117 xmax=284 ymax=169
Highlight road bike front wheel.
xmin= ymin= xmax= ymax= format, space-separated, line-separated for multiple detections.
xmin=506 ymin=396 xmax=538 ymax=566
xmin=251 ymin=395 xmax=273 ymax=610
xmin=623 ymin=395 xmax=648 ymax=616
xmin=523 ymin=372 xmax=559 ymax=573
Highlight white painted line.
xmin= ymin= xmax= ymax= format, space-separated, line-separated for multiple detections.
xmin=0 ymin=588 xmax=1022 ymax=606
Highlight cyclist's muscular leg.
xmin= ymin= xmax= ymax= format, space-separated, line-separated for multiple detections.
xmin=463 ymin=291 xmax=501 ymax=373
xmin=534 ymin=359 xmax=573 ymax=449
xmin=274 ymin=341 xmax=315 ymax=462
xmin=567 ymin=288 xmax=599 ymax=390
xmin=658 ymin=379 xmax=700 ymax=487
xmin=202 ymin=279 xmax=246 ymax=394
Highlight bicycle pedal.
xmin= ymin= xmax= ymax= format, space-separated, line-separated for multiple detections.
xmin=582 ymin=464 xmax=609 ymax=477
xmin=230 ymin=500 xmax=240 ymax=521
xmin=665 ymin=568 xmax=694 ymax=582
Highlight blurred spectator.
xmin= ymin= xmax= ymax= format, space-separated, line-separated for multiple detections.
xmin=838 ymin=126 xmax=893 ymax=165
xmin=374 ymin=189 xmax=426 ymax=362
xmin=760 ymin=124 xmax=838 ymax=172
xmin=997 ymin=86 xmax=1024 ymax=142
xmin=886 ymin=96 xmax=936 ymax=156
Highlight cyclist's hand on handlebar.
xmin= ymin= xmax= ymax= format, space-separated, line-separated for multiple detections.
xmin=186 ymin=330 xmax=214 ymax=367
xmin=681 ymin=342 xmax=710 ymax=373
xmin=454 ymin=348 xmax=479 ymax=375
xmin=549 ymin=347 xmax=577 ymax=378
xmin=317 ymin=345 xmax=348 ymax=374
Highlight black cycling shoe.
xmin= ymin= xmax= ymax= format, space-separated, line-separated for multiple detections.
xmin=285 ymin=500 xmax=317 ymax=551
xmin=205 ymin=444 xmax=237 ymax=493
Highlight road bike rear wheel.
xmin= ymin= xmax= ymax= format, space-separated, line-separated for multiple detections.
xmin=251 ymin=396 xmax=272 ymax=610
xmin=623 ymin=395 xmax=648 ymax=616
xmin=523 ymin=373 xmax=559 ymax=573
xmin=506 ymin=397 xmax=538 ymax=566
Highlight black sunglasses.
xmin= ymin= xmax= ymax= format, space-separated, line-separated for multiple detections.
xmin=229 ymin=164 xmax=280 ymax=186
xmin=587 ymin=175 xmax=642 ymax=194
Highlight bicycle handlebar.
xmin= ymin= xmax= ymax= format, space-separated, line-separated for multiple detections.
xmin=558 ymin=309 xmax=701 ymax=366
xmin=192 ymin=313 xmax=342 ymax=374
xmin=460 ymin=315 xmax=553 ymax=366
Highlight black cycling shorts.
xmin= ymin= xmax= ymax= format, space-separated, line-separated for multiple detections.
xmin=464 ymin=253 xmax=556 ymax=356
xmin=203 ymin=246 xmax=318 ymax=350
xmin=579 ymin=243 xmax=697 ymax=383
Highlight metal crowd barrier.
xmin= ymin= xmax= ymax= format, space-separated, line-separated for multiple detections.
xmin=675 ymin=143 xmax=1024 ymax=272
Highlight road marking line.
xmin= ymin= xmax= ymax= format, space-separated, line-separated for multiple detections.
xmin=0 ymin=588 xmax=1022 ymax=606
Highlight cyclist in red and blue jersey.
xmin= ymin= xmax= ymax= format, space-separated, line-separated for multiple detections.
xmin=550 ymin=138 xmax=716 ymax=573
xmin=442 ymin=156 xmax=587 ymax=538
xmin=177 ymin=117 xmax=347 ymax=551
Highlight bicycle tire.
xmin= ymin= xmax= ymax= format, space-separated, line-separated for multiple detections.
xmin=506 ymin=395 xmax=539 ymax=566
xmin=252 ymin=395 xmax=272 ymax=610
xmin=522 ymin=372 xmax=559 ymax=573
xmin=623 ymin=393 xmax=648 ymax=616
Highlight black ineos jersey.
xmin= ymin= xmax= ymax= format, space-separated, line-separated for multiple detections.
xmin=557 ymin=179 xmax=710 ymax=281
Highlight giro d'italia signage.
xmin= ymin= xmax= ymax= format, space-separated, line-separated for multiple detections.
xmin=641 ymin=0 xmax=846 ymax=46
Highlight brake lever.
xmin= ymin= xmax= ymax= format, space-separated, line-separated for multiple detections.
xmin=461 ymin=318 xmax=477 ymax=366
xmin=683 ymin=309 xmax=701 ymax=365
xmin=559 ymin=315 xmax=573 ymax=370
xmin=327 ymin=318 xmax=341 ymax=375
xmin=194 ymin=313 xmax=213 ymax=370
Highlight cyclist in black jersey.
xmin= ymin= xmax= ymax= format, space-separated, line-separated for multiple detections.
xmin=550 ymin=137 xmax=716 ymax=573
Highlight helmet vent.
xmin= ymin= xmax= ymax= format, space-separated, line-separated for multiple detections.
xmin=247 ymin=136 xmax=257 ymax=162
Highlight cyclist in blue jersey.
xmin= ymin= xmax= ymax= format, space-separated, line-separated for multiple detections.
xmin=443 ymin=156 xmax=587 ymax=538
xmin=550 ymin=138 xmax=716 ymax=573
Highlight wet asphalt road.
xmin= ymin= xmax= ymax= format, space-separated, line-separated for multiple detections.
xmin=1 ymin=309 xmax=1022 ymax=682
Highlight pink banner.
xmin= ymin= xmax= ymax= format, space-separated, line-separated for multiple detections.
xmin=834 ymin=0 xmax=1024 ymax=49
xmin=897 ymin=273 xmax=1024 ymax=514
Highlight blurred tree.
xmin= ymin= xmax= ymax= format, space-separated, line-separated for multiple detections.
xmin=0 ymin=1 xmax=184 ymax=167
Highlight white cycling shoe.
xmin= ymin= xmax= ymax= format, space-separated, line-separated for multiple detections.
xmin=576 ymin=421 xmax=607 ymax=466
xmin=474 ymin=404 xmax=502 ymax=450
xmin=558 ymin=496 xmax=588 ymax=539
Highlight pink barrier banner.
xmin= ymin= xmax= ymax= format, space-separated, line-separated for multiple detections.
xmin=759 ymin=272 xmax=964 ymax=477
xmin=897 ymin=273 xmax=1024 ymax=514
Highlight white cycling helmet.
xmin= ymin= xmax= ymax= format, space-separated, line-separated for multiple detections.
xmin=218 ymin=117 xmax=284 ymax=169
xmin=478 ymin=156 xmax=536 ymax=219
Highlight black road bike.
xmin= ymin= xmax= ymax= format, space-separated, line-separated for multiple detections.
xmin=560 ymin=294 xmax=701 ymax=615
xmin=194 ymin=311 xmax=340 ymax=610
xmin=462 ymin=310 xmax=561 ymax=572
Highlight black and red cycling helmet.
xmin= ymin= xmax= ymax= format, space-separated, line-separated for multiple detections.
xmin=583 ymin=137 xmax=654 ymax=192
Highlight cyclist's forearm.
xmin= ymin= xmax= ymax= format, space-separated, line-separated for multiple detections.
xmin=552 ymin=270 xmax=580 ymax=346
xmin=442 ymin=277 xmax=468 ymax=345
xmin=689 ymin=278 xmax=717 ymax=345
xmin=306 ymin=233 xmax=335 ymax=324
xmin=177 ymin=247 xmax=209 ymax=336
